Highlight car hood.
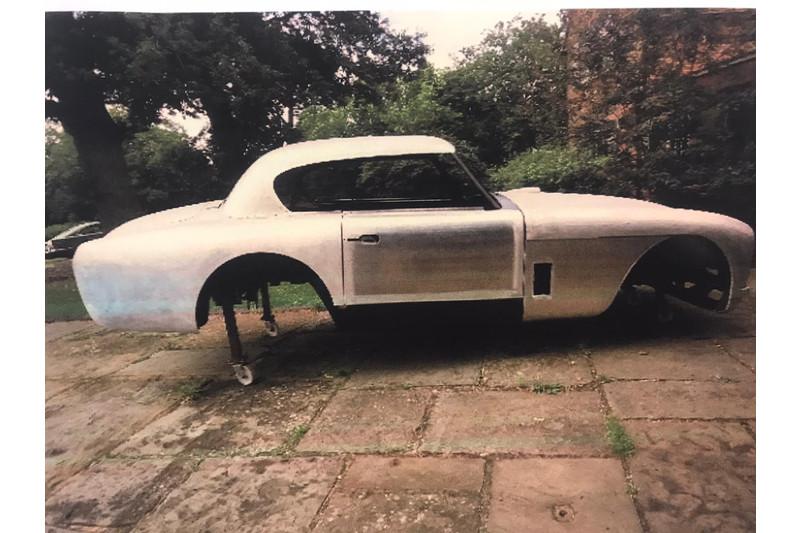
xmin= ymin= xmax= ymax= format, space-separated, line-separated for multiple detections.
xmin=499 ymin=188 xmax=752 ymax=242
xmin=106 ymin=200 xmax=224 ymax=238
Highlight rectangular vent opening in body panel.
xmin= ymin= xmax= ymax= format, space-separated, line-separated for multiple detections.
xmin=533 ymin=262 xmax=552 ymax=296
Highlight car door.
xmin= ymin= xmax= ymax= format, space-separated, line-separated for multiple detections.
xmin=340 ymin=154 xmax=524 ymax=305
xmin=342 ymin=205 xmax=524 ymax=305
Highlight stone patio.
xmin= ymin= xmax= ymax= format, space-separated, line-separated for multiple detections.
xmin=45 ymin=274 xmax=755 ymax=532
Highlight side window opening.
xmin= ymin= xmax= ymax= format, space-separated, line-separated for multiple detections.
xmin=274 ymin=154 xmax=493 ymax=212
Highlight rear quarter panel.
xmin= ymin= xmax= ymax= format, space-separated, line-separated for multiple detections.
xmin=73 ymin=213 xmax=342 ymax=332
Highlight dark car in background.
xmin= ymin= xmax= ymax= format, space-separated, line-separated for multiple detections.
xmin=45 ymin=221 xmax=104 ymax=259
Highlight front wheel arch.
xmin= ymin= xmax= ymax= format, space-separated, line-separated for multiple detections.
xmin=618 ymin=235 xmax=733 ymax=312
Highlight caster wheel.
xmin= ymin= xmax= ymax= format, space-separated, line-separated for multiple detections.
xmin=264 ymin=321 xmax=279 ymax=338
xmin=232 ymin=363 xmax=258 ymax=386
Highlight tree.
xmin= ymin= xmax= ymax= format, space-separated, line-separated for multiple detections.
xmin=46 ymin=124 xmax=218 ymax=224
xmin=297 ymin=70 xmax=490 ymax=181
xmin=124 ymin=127 xmax=219 ymax=212
xmin=489 ymin=145 xmax=615 ymax=194
xmin=45 ymin=125 xmax=95 ymax=225
xmin=141 ymin=12 xmax=429 ymax=185
xmin=437 ymin=16 xmax=567 ymax=166
xmin=45 ymin=13 xmax=160 ymax=227
xmin=566 ymin=9 xmax=756 ymax=224
xmin=298 ymin=69 xmax=460 ymax=139
xmin=46 ymin=12 xmax=429 ymax=226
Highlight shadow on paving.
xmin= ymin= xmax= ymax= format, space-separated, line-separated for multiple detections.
xmin=269 ymin=278 xmax=755 ymax=378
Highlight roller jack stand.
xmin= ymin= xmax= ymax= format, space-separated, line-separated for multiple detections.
xmin=261 ymin=283 xmax=279 ymax=337
xmin=222 ymin=300 xmax=262 ymax=386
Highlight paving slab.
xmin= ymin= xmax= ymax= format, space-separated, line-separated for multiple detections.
xmin=46 ymin=380 xmax=177 ymax=493
xmin=745 ymin=420 xmax=755 ymax=440
xmin=45 ymin=459 xmax=190 ymax=529
xmin=46 ymin=379 xmax=77 ymax=400
xmin=422 ymin=390 xmax=607 ymax=455
xmin=112 ymin=403 xmax=223 ymax=457
xmin=488 ymin=458 xmax=641 ymax=533
xmin=134 ymin=457 xmax=341 ymax=532
xmin=605 ymin=381 xmax=755 ymax=419
xmin=347 ymin=350 xmax=482 ymax=388
xmin=318 ymin=456 xmax=483 ymax=532
xmin=341 ymin=456 xmax=485 ymax=492
xmin=114 ymin=383 xmax=332 ymax=456
xmin=46 ymin=328 xmax=164 ymax=380
xmin=483 ymin=351 xmax=592 ymax=387
xmin=45 ymin=321 xmax=94 ymax=342
xmin=297 ymin=389 xmax=430 ymax=453
xmin=718 ymin=336 xmax=756 ymax=372
xmin=592 ymin=338 xmax=753 ymax=381
xmin=319 ymin=490 xmax=481 ymax=532
xmin=627 ymin=421 xmax=755 ymax=532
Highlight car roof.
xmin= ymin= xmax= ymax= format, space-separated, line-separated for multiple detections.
xmin=224 ymin=135 xmax=455 ymax=217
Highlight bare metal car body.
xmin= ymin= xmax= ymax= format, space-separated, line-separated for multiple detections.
xmin=73 ymin=135 xmax=754 ymax=334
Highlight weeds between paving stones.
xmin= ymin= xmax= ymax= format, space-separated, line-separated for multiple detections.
xmin=529 ymin=382 xmax=566 ymax=395
xmin=173 ymin=379 xmax=210 ymax=402
xmin=277 ymin=424 xmax=310 ymax=455
xmin=606 ymin=416 xmax=636 ymax=458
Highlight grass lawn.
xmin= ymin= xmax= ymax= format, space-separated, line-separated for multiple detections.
xmin=45 ymin=259 xmax=323 ymax=322
xmin=46 ymin=279 xmax=91 ymax=322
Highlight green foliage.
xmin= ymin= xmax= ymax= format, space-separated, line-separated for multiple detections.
xmin=300 ymin=14 xmax=567 ymax=172
xmin=379 ymin=71 xmax=462 ymax=135
xmin=278 ymin=424 xmax=310 ymax=454
xmin=46 ymin=126 xmax=219 ymax=223
xmin=45 ymin=278 xmax=90 ymax=322
xmin=134 ymin=12 xmax=430 ymax=183
xmin=568 ymin=9 xmax=755 ymax=225
xmin=606 ymin=416 xmax=636 ymax=458
xmin=173 ymin=379 xmax=209 ymax=402
xmin=529 ymin=382 xmax=566 ymax=394
xmin=268 ymin=283 xmax=324 ymax=310
xmin=297 ymin=101 xmax=377 ymax=140
xmin=437 ymin=16 xmax=567 ymax=165
xmin=298 ymin=69 xmax=460 ymax=139
xmin=298 ymin=70 xmax=490 ymax=183
xmin=45 ymin=10 xmax=754 ymax=229
xmin=45 ymin=11 xmax=430 ymax=225
xmin=45 ymin=127 xmax=96 ymax=225
xmin=124 ymin=127 xmax=220 ymax=212
xmin=490 ymin=145 xmax=618 ymax=194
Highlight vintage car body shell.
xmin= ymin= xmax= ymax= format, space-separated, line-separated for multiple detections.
xmin=73 ymin=135 xmax=754 ymax=332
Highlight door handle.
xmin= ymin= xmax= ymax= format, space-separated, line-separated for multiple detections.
xmin=346 ymin=234 xmax=380 ymax=244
